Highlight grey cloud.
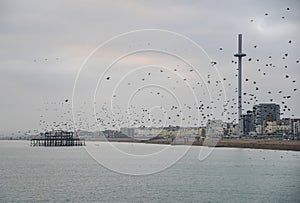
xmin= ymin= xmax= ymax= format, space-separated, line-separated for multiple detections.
xmin=0 ymin=0 xmax=299 ymax=133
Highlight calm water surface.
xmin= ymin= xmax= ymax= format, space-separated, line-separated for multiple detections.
xmin=0 ymin=140 xmax=299 ymax=202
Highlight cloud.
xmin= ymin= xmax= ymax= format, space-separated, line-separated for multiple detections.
xmin=0 ymin=0 xmax=299 ymax=132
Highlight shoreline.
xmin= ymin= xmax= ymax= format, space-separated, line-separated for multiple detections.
xmin=84 ymin=137 xmax=300 ymax=151
xmin=1 ymin=138 xmax=300 ymax=151
xmin=213 ymin=139 xmax=300 ymax=151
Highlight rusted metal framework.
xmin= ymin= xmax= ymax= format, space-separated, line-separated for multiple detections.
xmin=30 ymin=130 xmax=85 ymax=147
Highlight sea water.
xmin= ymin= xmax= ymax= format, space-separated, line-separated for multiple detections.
xmin=0 ymin=140 xmax=299 ymax=202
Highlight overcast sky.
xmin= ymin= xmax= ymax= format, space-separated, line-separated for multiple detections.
xmin=0 ymin=0 xmax=299 ymax=134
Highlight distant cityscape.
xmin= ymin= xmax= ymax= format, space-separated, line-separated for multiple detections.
xmin=73 ymin=102 xmax=300 ymax=141
xmin=77 ymin=35 xmax=299 ymax=141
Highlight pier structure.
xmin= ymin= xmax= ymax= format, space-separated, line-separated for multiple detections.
xmin=30 ymin=130 xmax=85 ymax=147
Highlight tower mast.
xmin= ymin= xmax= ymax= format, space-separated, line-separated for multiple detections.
xmin=234 ymin=34 xmax=246 ymax=135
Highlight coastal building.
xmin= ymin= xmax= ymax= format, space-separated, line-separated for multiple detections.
xmin=255 ymin=125 xmax=263 ymax=135
xmin=253 ymin=103 xmax=280 ymax=134
xmin=273 ymin=118 xmax=300 ymax=136
xmin=241 ymin=110 xmax=255 ymax=135
xmin=103 ymin=130 xmax=127 ymax=138
xmin=136 ymin=127 xmax=164 ymax=137
xmin=206 ymin=120 xmax=226 ymax=137
xmin=226 ymin=122 xmax=238 ymax=135
xmin=265 ymin=121 xmax=291 ymax=135
xmin=291 ymin=119 xmax=300 ymax=136
xmin=177 ymin=127 xmax=199 ymax=137
xmin=120 ymin=127 xmax=135 ymax=137
xmin=198 ymin=127 xmax=206 ymax=137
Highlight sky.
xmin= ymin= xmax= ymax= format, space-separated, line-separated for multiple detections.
xmin=0 ymin=0 xmax=299 ymax=134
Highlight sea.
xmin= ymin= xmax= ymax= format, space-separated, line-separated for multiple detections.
xmin=0 ymin=140 xmax=299 ymax=203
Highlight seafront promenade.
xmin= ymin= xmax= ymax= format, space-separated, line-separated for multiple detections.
xmin=83 ymin=137 xmax=300 ymax=151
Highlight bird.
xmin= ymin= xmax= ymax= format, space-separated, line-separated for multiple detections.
xmin=211 ymin=61 xmax=217 ymax=65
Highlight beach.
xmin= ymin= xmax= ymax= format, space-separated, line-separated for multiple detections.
xmin=84 ymin=137 xmax=300 ymax=151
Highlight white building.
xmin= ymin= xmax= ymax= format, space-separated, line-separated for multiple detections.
xmin=206 ymin=120 xmax=226 ymax=137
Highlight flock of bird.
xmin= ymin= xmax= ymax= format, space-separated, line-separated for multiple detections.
xmin=18 ymin=7 xmax=299 ymax=135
